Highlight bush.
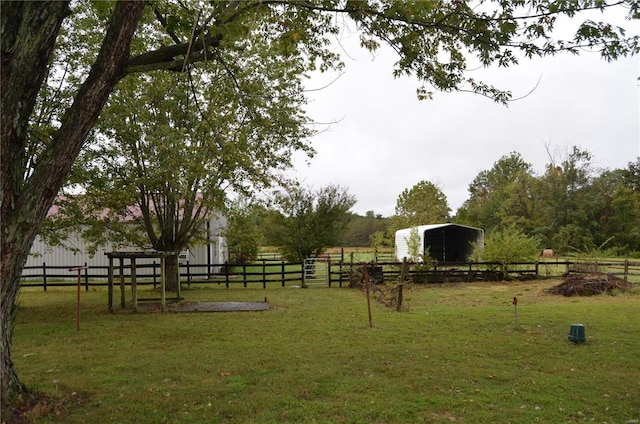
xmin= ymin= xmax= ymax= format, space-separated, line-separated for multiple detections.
xmin=473 ymin=226 xmax=540 ymax=280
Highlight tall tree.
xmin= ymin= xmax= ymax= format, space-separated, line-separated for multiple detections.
xmin=225 ymin=199 xmax=263 ymax=264
xmin=2 ymin=0 xmax=639 ymax=410
xmin=538 ymin=146 xmax=596 ymax=252
xmin=622 ymin=158 xmax=640 ymax=192
xmin=389 ymin=180 xmax=450 ymax=233
xmin=264 ymin=185 xmax=356 ymax=262
xmin=456 ymin=152 xmax=534 ymax=232
xmin=606 ymin=160 xmax=640 ymax=252
xmin=608 ymin=187 xmax=640 ymax=253
xmin=55 ymin=42 xmax=311 ymax=289
xmin=496 ymin=171 xmax=542 ymax=234
xmin=2 ymin=1 xmax=147 ymax=407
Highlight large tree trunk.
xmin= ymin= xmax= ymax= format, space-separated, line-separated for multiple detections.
xmin=1 ymin=1 xmax=146 ymax=410
xmin=165 ymin=254 xmax=180 ymax=292
xmin=1 ymin=1 xmax=72 ymax=407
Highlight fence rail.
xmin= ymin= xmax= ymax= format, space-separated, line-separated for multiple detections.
xmin=19 ymin=258 xmax=640 ymax=290
xmin=19 ymin=260 xmax=312 ymax=290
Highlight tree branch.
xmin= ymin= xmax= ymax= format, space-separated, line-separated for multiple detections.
xmin=152 ymin=6 xmax=182 ymax=44
xmin=124 ymin=33 xmax=223 ymax=75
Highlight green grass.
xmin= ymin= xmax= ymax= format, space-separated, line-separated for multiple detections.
xmin=12 ymin=281 xmax=640 ymax=423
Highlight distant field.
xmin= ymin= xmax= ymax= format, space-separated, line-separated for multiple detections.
xmin=11 ymin=279 xmax=640 ymax=423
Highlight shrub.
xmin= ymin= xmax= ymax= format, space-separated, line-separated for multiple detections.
xmin=473 ymin=226 xmax=540 ymax=280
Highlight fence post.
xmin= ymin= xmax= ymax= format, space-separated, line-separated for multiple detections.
xmin=131 ymin=258 xmax=137 ymax=313
xmin=327 ymin=258 xmax=332 ymax=288
xmin=243 ymin=263 xmax=247 ymax=288
xmin=281 ymin=261 xmax=286 ymax=287
xmin=160 ymin=256 xmax=166 ymax=312
xmin=301 ymin=262 xmax=306 ymax=288
xmin=108 ymin=256 xmax=114 ymax=312
xmin=84 ymin=262 xmax=89 ymax=291
xmin=152 ymin=261 xmax=157 ymax=288
xmin=176 ymin=255 xmax=181 ymax=300
xmin=119 ymin=258 xmax=125 ymax=308
xmin=535 ymin=262 xmax=539 ymax=278
xmin=364 ymin=265 xmax=373 ymax=328
xmin=186 ymin=260 xmax=191 ymax=289
xmin=225 ymin=261 xmax=230 ymax=288
xmin=262 ymin=261 xmax=266 ymax=289
xmin=42 ymin=262 xmax=47 ymax=292
xmin=624 ymin=259 xmax=629 ymax=283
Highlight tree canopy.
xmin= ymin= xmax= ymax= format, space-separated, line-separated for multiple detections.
xmin=389 ymin=180 xmax=451 ymax=234
xmin=50 ymin=38 xmax=313 ymax=285
xmin=264 ymin=185 xmax=356 ymax=262
xmin=340 ymin=211 xmax=391 ymax=247
xmin=225 ymin=198 xmax=263 ymax=264
xmin=456 ymin=150 xmax=640 ymax=255
xmin=2 ymin=0 xmax=639 ymax=412
xmin=456 ymin=152 xmax=534 ymax=232
xmin=472 ymin=225 xmax=541 ymax=279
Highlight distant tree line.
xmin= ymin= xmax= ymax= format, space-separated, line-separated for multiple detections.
xmin=228 ymin=147 xmax=640 ymax=259
xmin=455 ymin=149 xmax=640 ymax=256
xmin=339 ymin=211 xmax=391 ymax=247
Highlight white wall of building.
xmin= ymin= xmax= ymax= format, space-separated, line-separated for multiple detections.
xmin=25 ymin=214 xmax=229 ymax=276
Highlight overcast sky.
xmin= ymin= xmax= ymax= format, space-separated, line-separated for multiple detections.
xmin=287 ymin=15 xmax=640 ymax=218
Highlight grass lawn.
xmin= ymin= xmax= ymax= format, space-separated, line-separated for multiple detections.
xmin=11 ymin=280 xmax=640 ymax=423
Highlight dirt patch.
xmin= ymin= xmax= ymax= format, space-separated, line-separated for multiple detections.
xmin=128 ymin=301 xmax=270 ymax=313
xmin=172 ymin=302 xmax=269 ymax=312
xmin=2 ymin=390 xmax=90 ymax=424
xmin=548 ymin=273 xmax=631 ymax=296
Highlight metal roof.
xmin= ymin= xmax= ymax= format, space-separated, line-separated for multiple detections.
xmin=395 ymin=223 xmax=483 ymax=235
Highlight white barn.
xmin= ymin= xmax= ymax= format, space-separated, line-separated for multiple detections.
xmin=395 ymin=224 xmax=484 ymax=263
xmin=26 ymin=213 xmax=228 ymax=275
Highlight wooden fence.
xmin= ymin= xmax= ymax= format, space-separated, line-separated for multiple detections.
xmin=19 ymin=258 xmax=640 ymax=290
xmin=19 ymin=260 xmax=306 ymax=290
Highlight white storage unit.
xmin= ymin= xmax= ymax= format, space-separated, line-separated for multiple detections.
xmin=395 ymin=224 xmax=484 ymax=263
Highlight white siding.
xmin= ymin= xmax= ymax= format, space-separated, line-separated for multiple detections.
xmin=394 ymin=226 xmax=427 ymax=261
xmin=26 ymin=214 xmax=229 ymax=276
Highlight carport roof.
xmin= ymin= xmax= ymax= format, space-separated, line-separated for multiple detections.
xmin=396 ymin=223 xmax=483 ymax=234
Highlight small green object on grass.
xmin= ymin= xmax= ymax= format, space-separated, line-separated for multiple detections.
xmin=568 ymin=323 xmax=586 ymax=343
